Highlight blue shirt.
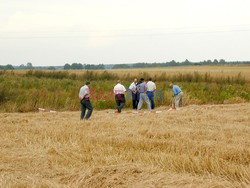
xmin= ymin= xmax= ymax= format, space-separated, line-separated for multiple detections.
xmin=137 ymin=82 xmax=147 ymax=93
xmin=173 ymin=85 xmax=182 ymax=95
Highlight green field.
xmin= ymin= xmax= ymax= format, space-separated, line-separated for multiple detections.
xmin=0 ymin=69 xmax=249 ymax=112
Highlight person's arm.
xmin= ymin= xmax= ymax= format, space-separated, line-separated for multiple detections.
xmin=129 ymin=83 xmax=133 ymax=90
xmin=153 ymin=83 xmax=156 ymax=91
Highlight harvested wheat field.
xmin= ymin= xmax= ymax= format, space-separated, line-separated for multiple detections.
xmin=0 ymin=103 xmax=250 ymax=187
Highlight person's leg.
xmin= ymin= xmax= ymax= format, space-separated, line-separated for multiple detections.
xmin=151 ymin=92 xmax=155 ymax=109
xmin=147 ymin=92 xmax=155 ymax=109
xmin=143 ymin=93 xmax=151 ymax=111
xmin=137 ymin=92 xmax=140 ymax=108
xmin=85 ymin=100 xmax=93 ymax=119
xmin=137 ymin=93 xmax=143 ymax=110
xmin=80 ymin=101 xmax=86 ymax=120
xmin=175 ymin=93 xmax=181 ymax=108
xmin=132 ymin=93 xmax=136 ymax=109
xmin=119 ymin=95 xmax=126 ymax=112
xmin=172 ymin=97 xmax=176 ymax=109
xmin=179 ymin=92 xmax=183 ymax=107
xmin=115 ymin=95 xmax=120 ymax=112
xmin=136 ymin=92 xmax=139 ymax=109
xmin=146 ymin=91 xmax=152 ymax=108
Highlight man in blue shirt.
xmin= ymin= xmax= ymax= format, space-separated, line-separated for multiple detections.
xmin=169 ymin=83 xmax=183 ymax=109
xmin=137 ymin=78 xmax=151 ymax=111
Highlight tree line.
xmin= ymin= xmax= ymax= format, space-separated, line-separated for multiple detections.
xmin=63 ymin=63 xmax=105 ymax=70
xmin=0 ymin=59 xmax=250 ymax=70
xmin=112 ymin=59 xmax=250 ymax=69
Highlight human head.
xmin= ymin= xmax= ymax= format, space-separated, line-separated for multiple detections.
xmin=169 ymin=83 xmax=173 ymax=88
xmin=86 ymin=81 xmax=90 ymax=86
xmin=133 ymin=78 xmax=137 ymax=83
xmin=140 ymin=78 xmax=145 ymax=82
xmin=148 ymin=78 xmax=152 ymax=81
xmin=117 ymin=80 xmax=121 ymax=84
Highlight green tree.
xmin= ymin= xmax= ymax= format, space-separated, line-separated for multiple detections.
xmin=64 ymin=64 xmax=71 ymax=70
xmin=47 ymin=66 xmax=56 ymax=70
xmin=26 ymin=62 xmax=33 ymax=69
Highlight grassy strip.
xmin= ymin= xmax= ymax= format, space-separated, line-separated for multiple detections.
xmin=0 ymin=72 xmax=249 ymax=112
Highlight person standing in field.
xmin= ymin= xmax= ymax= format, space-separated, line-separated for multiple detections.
xmin=146 ymin=78 xmax=156 ymax=110
xmin=79 ymin=81 xmax=93 ymax=120
xmin=169 ymin=83 xmax=184 ymax=109
xmin=129 ymin=78 xmax=139 ymax=109
xmin=114 ymin=80 xmax=126 ymax=113
xmin=137 ymin=78 xmax=151 ymax=111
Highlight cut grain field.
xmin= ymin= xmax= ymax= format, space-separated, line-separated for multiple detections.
xmin=1 ymin=103 xmax=249 ymax=187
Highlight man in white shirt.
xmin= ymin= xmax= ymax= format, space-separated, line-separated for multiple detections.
xmin=146 ymin=78 xmax=156 ymax=109
xmin=129 ymin=78 xmax=139 ymax=109
xmin=79 ymin=81 xmax=93 ymax=120
xmin=113 ymin=80 xmax=126 ymax=113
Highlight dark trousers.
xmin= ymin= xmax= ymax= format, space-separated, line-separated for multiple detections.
xmin=115 ymin=94 xmax=125 ymax=113
xmin=132 ymin=92 xmax=139 ymax=109
xmin=80 ymin=99 xmax=93 ymax=120
xmin=147 ymin=91 xmax=155 ymax=110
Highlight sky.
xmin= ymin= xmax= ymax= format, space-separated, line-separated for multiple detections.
xmin=0 ymin=0 xmax=250 ymax=66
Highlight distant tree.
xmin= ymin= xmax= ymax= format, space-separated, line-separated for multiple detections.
xmin=19 ymin=64 xmax=25 ymax=69
xmin=182 ymin=59 xmax=191 ymax=65
xmin=84 ymin=64 xmax=105 ymax=69
xmin=168 ymin=60 xmax=178 ymax=66
xmin=219 ymin=59 xmax=226 ymax=64
xmin=47 ymin=66 xmax=56 ymax=70
xmin=26 ymin=62 xmax=33 ymax=69
xmin=112 ymin=64 xmax=130 ymax=69
xmin=6 ymin=64 xmax=14 ymax=70
xmin=0 ymin=64 xmax=14 ymax=70
xmin=71 ymin=63 xmax=83 ymax=69
xmin=213 ymin=59 xmax=219 ymax=64
xmin=206 ymin=60 xmax=212 ymax=65
xmin=64 ymin=63 xmax=71 ymax=70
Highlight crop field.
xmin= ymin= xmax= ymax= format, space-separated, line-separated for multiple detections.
xmin=13 ymin=65 xmax=250 ymax=80
xmin=101 ymin=65 xmax=250 ymax=81
xmin=0 ymin=103 xmax=249 ymax=187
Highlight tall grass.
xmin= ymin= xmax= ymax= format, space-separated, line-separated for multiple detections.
xmin=0 ymin=71 xmax=249 ymax=112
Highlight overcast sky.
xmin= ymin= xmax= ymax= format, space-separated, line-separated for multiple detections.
xmin=0 ymin=0 xmax=250 ymax=66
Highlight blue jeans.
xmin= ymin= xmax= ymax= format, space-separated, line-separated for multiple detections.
xmin=80 ymin=99 xmax=93 ymax=120
xmin=131 ymin=92 xmax=139 ymax=109
xmin=147 ymin=91 xmax=155 ymax=110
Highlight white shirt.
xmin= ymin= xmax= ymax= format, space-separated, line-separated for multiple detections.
xmin=114 ymin=83 xmax=126 ymax=94
xmin=146 ymin=81 xmax=156 ymax=92
xmin=79 ymin=85 xmax=90 ymax=99
xmin=129 ymin=82 xmax=137 ymax=92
